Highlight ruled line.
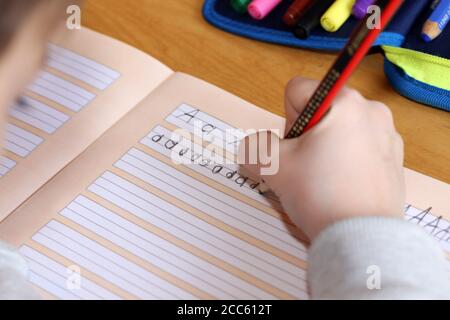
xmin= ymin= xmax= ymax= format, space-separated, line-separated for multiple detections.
xmin=10 ymin=97 xmax=69 ymax=134
xmin=4 ymin=124 xmax=43 ymax=157
xmin=87 ymin=170 xmax=307 ymax=298
xmin=0 ymin=156 xmax=16 ymax=177
xmin=114 ymin=150 xmax=306 ymax=258
xmin=21 ymin=245 xmax=121 ymax=300
xmin=32 ymin=220 xmax=196 ymax=299
xmin=47 ymin=44 xmax=121 ymax=90
xmin=141 ymin=125 xmax=282 ymax=208
xmin=61 ymin=198 xmax=270 ymax=299
xmin=165 ymin=104 xmax=245 ymax=155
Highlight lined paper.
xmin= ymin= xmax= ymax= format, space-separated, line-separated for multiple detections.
xmin=165 ymin=104 xmax=246 ymax=155
xmin=32 ymin=220 xmax=196 ymax=300
xmin=114 ymin=150 xmax=306 ymax=258
xmin=0 ymin=156 xmax=16 ymax=177
xmin=88 ymin=173 xmax=306 ymax=298
xmin=4 ymin=124 xmax=43 ymax=157
xmin=19 ymin=103 xmax=449 ymax=299
xmin=1 ymin=45 xmax=121 ymax=179
xmin=60 ymin=195 xmax=282 ymax=299
xmin=20 ymin=246 xmax=120 ymax=300
xmin=405 ymin=205 xmax=450 ymax=254
xmin=10 ymin=97 xmax=70 ymax=134
xmin=48 ymin=44 xmax=121 ymax=90
xmin=28 ymin=71 xmax=96 ymax=112
xmin=22 ymin=104 xmax=309 ymax=299
xmin=141 ymin=125 xmax=281 ymax=208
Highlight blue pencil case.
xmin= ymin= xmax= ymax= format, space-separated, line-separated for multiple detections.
xmin=203 ymin=0 xmax=450 ymax=112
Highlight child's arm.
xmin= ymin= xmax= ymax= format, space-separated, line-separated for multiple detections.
xmin=240 ymin=77 xmax=450 ymax=299
xmin=0 ymin=242 xmax=38 ymax=299
xmin=309 ymin=216 xmax=449 ymax=299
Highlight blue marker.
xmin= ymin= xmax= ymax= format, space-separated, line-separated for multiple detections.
xmin=422 ymin=0 xmax=450 ymax=42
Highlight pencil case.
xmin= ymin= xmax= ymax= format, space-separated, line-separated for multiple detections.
xmin=202 ymin=0 xmax=450 ymax=112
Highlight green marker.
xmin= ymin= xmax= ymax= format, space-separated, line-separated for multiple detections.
xmin=230 ymin=0 xmax=252 ymax=14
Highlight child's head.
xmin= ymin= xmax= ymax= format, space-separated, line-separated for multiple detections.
xmin=0 ymin=0 xmax=72 ymax=129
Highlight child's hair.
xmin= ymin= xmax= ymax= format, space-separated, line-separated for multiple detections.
xmin=0 ymin=0 xmax=75 ymax=53
xmin=0 ymin=1 xmax=43 ymax=52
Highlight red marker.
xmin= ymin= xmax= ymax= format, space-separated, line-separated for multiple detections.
xmin=282 ymin=0 xmax=314 ymax=27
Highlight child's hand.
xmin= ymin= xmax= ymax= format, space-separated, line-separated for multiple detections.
xmin=239 ymin=77 xmax=405 ymax=241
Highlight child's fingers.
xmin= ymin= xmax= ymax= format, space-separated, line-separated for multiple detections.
xmin=394 ymin=132 xmax=404 ymax=169
xmin=284 ymin=77 xmax=320 ymax=132
xmin=238 ymin=130 xmax=295 ymax=192
xmin=285 ymin=78 xmax=370 ymax=136
xmin=238 ymin=131 xmax=277 ymax=178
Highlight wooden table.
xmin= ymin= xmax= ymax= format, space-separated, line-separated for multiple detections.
xmin=84 ymin=0 xmax=450 ymax=184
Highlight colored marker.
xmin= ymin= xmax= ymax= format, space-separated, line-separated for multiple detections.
xmin=321 ymin=0 xmax=356 ymax=32
xmin=230 ymin=0 xmax=252 ymax=14
xmin=422 ymin=0 xmax=450 ymax=42
xmin=293 ymin=0 xmax=335 ymax=39
xmin=352 ymin=0 xmax=377 ymax=19
xmin=282 ymin=0 xmax=314 ymax=27
xmin=248 ymin=0 xmax=283 ymax=20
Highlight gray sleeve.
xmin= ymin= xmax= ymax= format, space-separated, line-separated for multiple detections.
xmin=0 ymin=242 xmax=39 ymax=299
xmin=307 ymin=217 xmax=450 ymax=299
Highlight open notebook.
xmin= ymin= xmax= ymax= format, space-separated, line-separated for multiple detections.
xmin=0 ymin=28 xmax=448 ymax=300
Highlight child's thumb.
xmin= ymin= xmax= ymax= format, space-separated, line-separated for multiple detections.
xmin=238 ymin=130 xmax=291 ymax=190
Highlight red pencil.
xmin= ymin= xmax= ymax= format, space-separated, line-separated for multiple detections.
xmin=285 ymin=0 xmax=404 ymax=139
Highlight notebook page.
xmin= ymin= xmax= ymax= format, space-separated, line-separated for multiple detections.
xmin=0 ymin=73 xmax=448 ymax=300
xmin=0 ymin=28 xmax=172 ymax=220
